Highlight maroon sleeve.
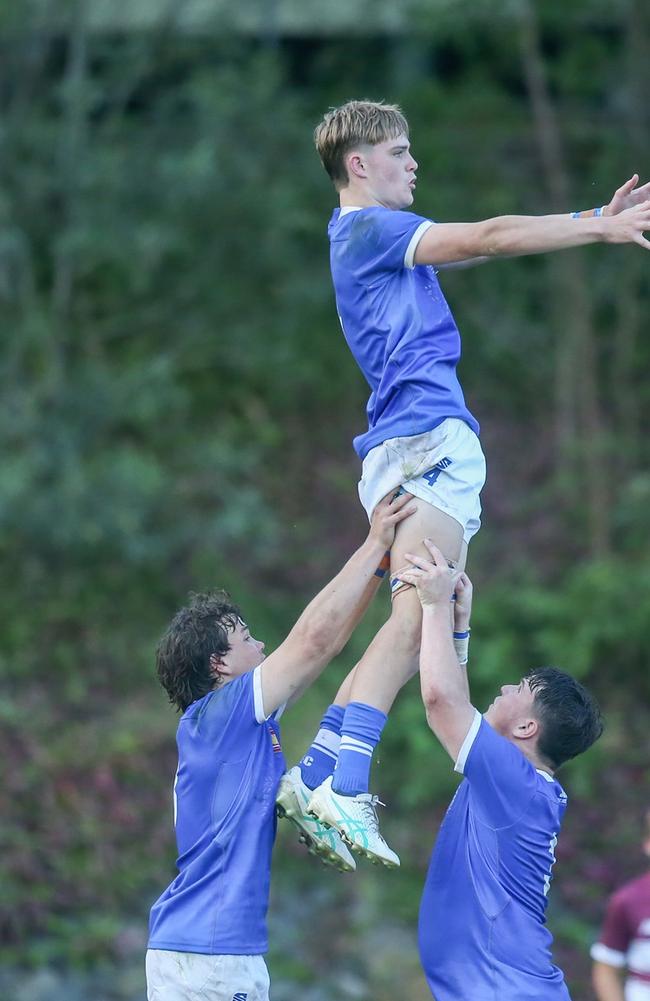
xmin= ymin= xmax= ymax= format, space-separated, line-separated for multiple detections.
xmin=599 ymin=890 xmax=632 ymax=954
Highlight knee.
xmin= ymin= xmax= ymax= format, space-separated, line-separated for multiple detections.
xmin=387 ymin=596 xmax=422 ymax=657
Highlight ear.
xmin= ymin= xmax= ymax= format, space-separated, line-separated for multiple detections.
xmin=513 ymin=717 xmax=538 ymax=742
xmin=209 ymin=652 xmax=231 ymax=682
xmin=346 ymin=151 xmax=367 ymax=180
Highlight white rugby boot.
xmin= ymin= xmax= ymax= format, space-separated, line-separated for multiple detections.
xmin=307 ymin=775 xmax=400 ymax=868
xmin=276 ymin=767 xmax=356 ymax=872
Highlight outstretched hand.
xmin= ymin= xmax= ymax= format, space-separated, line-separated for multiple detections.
xmin=605 ymin=174 xmax=650 ymax=217
xmin=397 ymin=538 xmax=459 ymax=607
xmin=605 ymin=199 xmax=650 ymax=249
xmin=368 ymin=490 xmax=416 ymax=551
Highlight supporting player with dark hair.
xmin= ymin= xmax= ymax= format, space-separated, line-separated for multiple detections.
xmin=397 ymin=542 xmax=604 ymax=1000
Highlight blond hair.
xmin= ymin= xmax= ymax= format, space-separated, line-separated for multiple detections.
xmin=314 ymin=100 xmax=409 ymax=190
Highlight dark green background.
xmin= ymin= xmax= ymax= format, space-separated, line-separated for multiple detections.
xmin=1 ymin=1 xmax=649 ymax=998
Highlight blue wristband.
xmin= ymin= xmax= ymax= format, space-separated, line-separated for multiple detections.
xmin=572 ymin=206 xmax=605 ymax=219
xmin=453 ymin=630 xmax=470 ymax=640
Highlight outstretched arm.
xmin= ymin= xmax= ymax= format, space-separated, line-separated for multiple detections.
xmin=397 ymin=541 xmax=475 ymax=761
xmin=259 ymin=492 xmax=415 ymax=715
xmin=436 ymin=257 xmax=489 ymax=272
xmin=414 ymin=197 xmax=650 ymax=266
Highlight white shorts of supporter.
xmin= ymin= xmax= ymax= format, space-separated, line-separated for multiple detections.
xmin=358 ymin=418 xmax=487 ymax=545
xmin=145 ymin=949 xmax=270 ymax=1001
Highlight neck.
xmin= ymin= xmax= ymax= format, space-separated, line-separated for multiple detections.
xmin=517 ymin=741 xmax=554 ymax=775
xmin=339 ymin=187 xmax=379 ymax=209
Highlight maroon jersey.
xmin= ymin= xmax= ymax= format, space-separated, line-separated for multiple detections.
xmin=591 ymin=872 xmax=650 ymax=999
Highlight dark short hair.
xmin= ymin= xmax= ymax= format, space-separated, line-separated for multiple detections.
xmin=156 ymin=591 xmax=242 ymax=713
xmin=527 ymin=666 xmax=604 ymax=770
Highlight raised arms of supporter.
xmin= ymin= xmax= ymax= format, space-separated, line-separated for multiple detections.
xmin=415 ymin=176 xmax=650 ymax=266
xmin=397 ymin=542 xmax=475 ymax=761
xmin=452 ymin=572 xmax=472 ymax=701
xmin=259 ymin=491 xmax=415 ymax=716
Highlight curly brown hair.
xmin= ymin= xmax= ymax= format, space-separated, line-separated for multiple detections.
xmin=155 ymin=591 xmax=242 ymax=712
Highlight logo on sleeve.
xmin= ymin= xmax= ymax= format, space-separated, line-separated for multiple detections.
xmin=232 ymin=994 xmax=248 ymax=1001
xmin=268 ymin=725 xmax=282 ymax=753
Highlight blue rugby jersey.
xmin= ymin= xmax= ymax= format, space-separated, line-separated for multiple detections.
xmin=328 ymin=206 xmax=479 ymax=460
xmin=419 ymin=712 xmax=571 ymax=1001
xmin=148 ymin=667 xmax=285 ymax=955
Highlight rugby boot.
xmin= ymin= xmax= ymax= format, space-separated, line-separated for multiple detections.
xmin=307 ymin=775 xmax=400 ymax=868
xmin=276 ymin=766 xmax=356 ymax=872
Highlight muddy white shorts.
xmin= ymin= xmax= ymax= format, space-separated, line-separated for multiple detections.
xmin=358 ymin=418 xmax=486 ymax=545
xmin=145 ymin=949 xmax=270 ymax=1001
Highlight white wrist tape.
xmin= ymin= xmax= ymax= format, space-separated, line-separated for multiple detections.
xmin=453 ymin=629 xmax=470 ymax=665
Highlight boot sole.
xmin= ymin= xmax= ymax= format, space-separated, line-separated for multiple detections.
xmin=307 ymin=794 xmax=400 ymax=869
xmin=276 ymin=787 xmax=356 ymax=872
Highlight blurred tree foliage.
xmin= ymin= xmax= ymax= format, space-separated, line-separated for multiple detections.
xmin=0 ymin=0 xmax=649 ymax=996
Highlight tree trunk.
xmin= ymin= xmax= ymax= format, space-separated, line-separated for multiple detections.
xmin=517 ymin=0 xmax=611 ymax=557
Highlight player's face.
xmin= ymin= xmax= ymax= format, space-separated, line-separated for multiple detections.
xmin=483 ymin=678 xmax=536 ymax=735
xmin=362 ymin=134 xmax=418 ymax=210
xmin=221 ymin=619 xmax=265 ymax=677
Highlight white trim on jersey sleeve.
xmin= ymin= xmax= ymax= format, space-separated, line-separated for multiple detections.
xmin=252 ymin=665 xmax=286 ymax=722
xmin=454 ymin=708 xmax=482 ymax=774
xmin=404 ymin=219 xmax=434 ymax=269
xmin=590 ymin=942 xmax=627 ymax=968
xmin=252 ymin=665 xmax=266 ymax=724
xmin=628 ymin=939 xmax=650 ymax=974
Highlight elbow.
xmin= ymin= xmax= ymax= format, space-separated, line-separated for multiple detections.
xmin=479 ymin=217 xmax=521 ymax=257
xmin=293 ymin=616 xmax=338 ymax=664
xmin=422 ymin=688 xmax=443 ymax=727
xmin=479 ymin=219 xmax=505 ymax=257
xmin=422 ymin=686 xmax=457 ymax=729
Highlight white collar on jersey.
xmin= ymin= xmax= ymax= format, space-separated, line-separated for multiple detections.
xmin=339 ymin=205 xmax=363 ymax=216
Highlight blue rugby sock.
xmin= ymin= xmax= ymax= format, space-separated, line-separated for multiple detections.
xmin=299 ymin=704 xmax=345 ymax=791
xmin=332 ymin=701 xmax=387 ymax=796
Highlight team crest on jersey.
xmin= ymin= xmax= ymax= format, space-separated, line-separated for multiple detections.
xmin=268 ymin=726 xmax=282 ymax=753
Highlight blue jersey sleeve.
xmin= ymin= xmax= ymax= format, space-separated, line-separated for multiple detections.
xmin=460 ymin=717 xmax=539 ymax=830
xmin=347 ymin=208 xmax=433 ymax=278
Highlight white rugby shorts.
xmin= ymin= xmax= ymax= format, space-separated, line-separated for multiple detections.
xmin=358 ymin=418 xmax=486 ymax=545
xmin=145 ymin=949 xmax=270 ymax=1001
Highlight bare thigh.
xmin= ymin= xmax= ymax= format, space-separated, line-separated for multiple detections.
xmin=391 ymin=497 xmax=465 ymax=571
